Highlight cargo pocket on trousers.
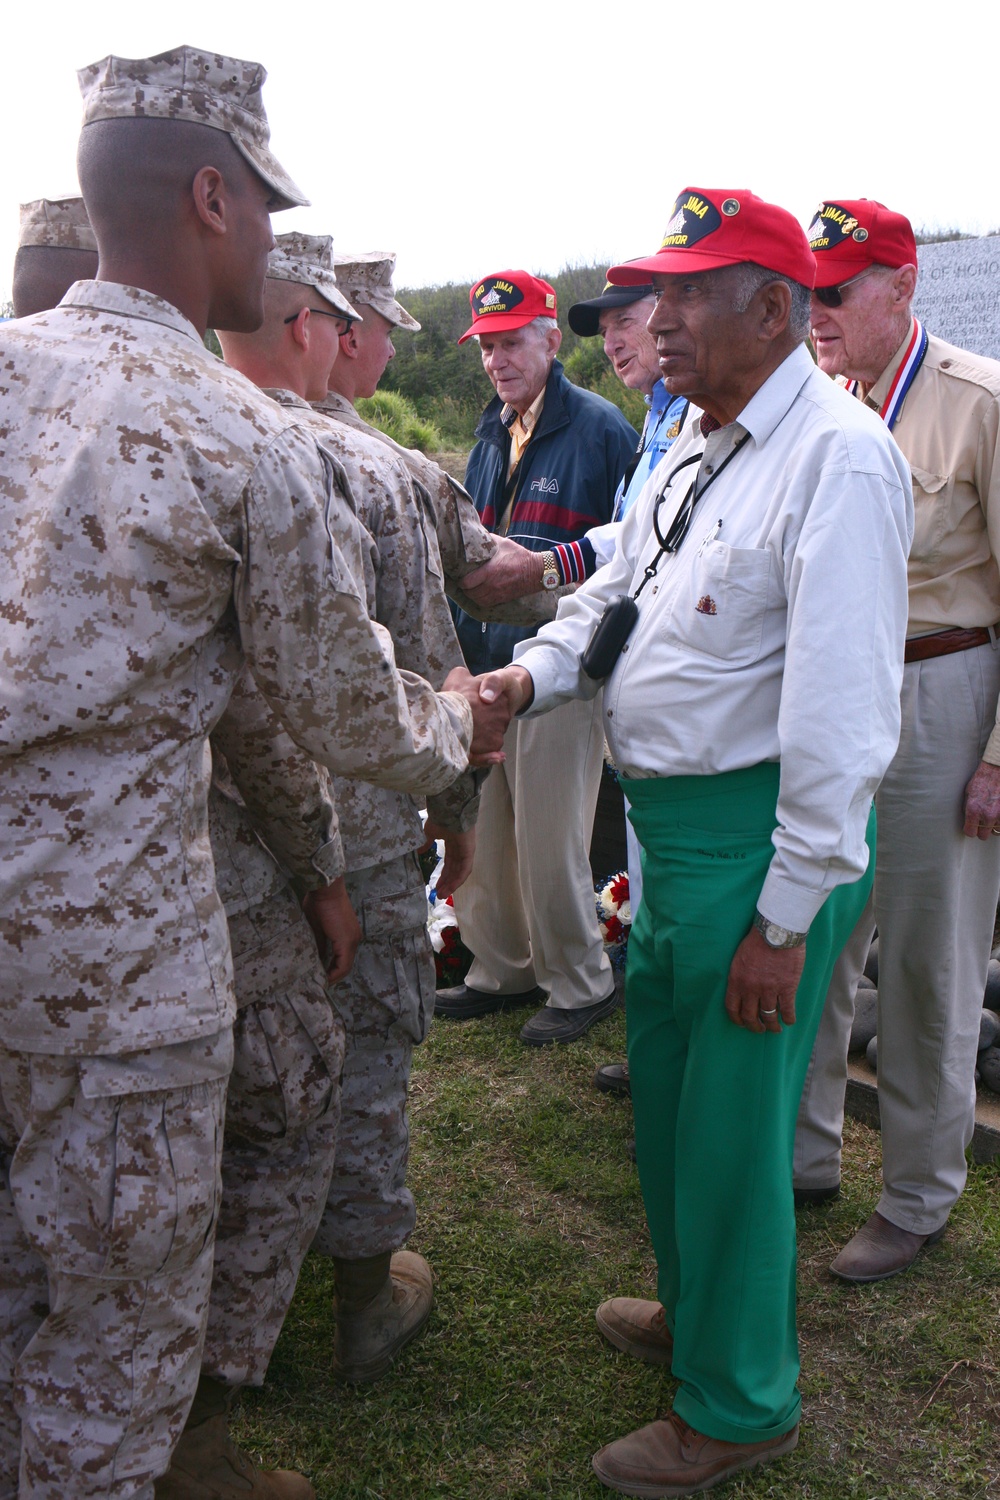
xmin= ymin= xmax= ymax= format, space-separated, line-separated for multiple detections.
xmin=53 ymin=1076 xmax=225 ymax=1280
xmin=390 ymin=928 xmax=437 ymax=1046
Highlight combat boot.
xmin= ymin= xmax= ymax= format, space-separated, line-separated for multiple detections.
xmin=331 ymin=1249 xmax=433 ymax=1382
xmin=155 ymin=1376 xmax=314 ymax=1500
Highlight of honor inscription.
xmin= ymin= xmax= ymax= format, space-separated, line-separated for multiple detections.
xmin=914 ymin=234 xmax=1000 ymax=361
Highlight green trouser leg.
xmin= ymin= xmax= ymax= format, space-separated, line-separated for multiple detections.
xmin=623 ymin=764 xmax=875 ymax=1444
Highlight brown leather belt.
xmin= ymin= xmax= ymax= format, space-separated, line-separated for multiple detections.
xmin=904 ymin=625 xmax=997 ymax=663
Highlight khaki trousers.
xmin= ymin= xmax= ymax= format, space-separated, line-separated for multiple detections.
xmin=795 ymin=642 xmax=1000 ymax=1231
xmin=452 ymin=693 xmax=612 ymax=1009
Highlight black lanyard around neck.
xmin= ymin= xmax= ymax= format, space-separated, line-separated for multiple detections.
xmin=634 ymin=432 xmax=751 ymax=602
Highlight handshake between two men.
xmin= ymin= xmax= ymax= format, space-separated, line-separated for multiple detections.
xmin=444 ymin=660 xmax=810 ymax=1032
xmin=440 ymin=660 xmax=534 ymax=763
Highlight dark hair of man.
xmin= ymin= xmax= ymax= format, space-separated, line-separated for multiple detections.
xmin=12 ymin=247 xmax=99 ymax=318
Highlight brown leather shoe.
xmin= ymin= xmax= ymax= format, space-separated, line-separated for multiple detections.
xmin=596 ymin=1298 xmax=674 ymax=1365
xmin=592 ymin=1411 xmax=799 ymax=1496
xmin=829 ymin=1210 xmax=947 ymax=1284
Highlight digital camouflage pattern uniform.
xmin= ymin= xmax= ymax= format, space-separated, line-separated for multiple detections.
xmin=269 ymin=388 xmax=471 ymax=1260
xmin=204 ymin=669 xmax=345 ymax=1391
xmin=0 ymin=275 xmax=471 ymax=1499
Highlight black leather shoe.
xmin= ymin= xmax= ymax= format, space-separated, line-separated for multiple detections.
xmin=519 ymin=989 xmax=619 ymax=1045
xmin=434 ymin=983 xmax=545 ymax=1020
xmin=794 ymin=1183 xmax=841 ymax=1209
xmin=594 ymin=1061 xmax=631 ymax=1097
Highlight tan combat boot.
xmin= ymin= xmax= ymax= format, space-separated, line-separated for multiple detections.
xmin=331 ymin=1249 xmax=433 ymax=1382
xmin=155 ymin=1377 xmax=314 ymax=1500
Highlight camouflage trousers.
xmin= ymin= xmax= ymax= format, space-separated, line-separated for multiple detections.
xmin=313 ymin=852 xmax=434 ymax=1260
xmin=0 ymin=1028 xmax=233 ymax=1500
xmin=203 ymin=887 xmax=344 ymax=1388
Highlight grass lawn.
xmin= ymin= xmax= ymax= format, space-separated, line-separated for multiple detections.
xmin=235 ymin=1003 xmax=1000 ymax=1499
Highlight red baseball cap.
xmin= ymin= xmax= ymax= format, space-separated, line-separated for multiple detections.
xmin=808 ymin=199 xmax=917 ymax=288
xmin=458 ymin=269 xmax=558 ymax=344
xmin=607 ymin=187 xmax=816 ymax=289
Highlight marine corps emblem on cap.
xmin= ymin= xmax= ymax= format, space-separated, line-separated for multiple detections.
xmin=721 ymin=198 xmax=740 ymax=216
xmin=18 ymin=197 xmax=96 ymax=252
xmin=268 ymin=234 xmax=361 ymax=322
xmin=808 ymin=202 xmax=864 ymax=254
xmin=334 ymin=250 xmax=420 ymax=331
xmin=77 ymin=46 xmax=309 ymax=211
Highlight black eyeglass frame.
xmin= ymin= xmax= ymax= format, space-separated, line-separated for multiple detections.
xmin=283 ymin=307 xmax=356 ymax=335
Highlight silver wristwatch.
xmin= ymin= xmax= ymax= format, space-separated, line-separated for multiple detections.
xmin=539 ymin=550 xmax=561 ymax=591
xmin=753 ymin=909 xmax=807 ymax=949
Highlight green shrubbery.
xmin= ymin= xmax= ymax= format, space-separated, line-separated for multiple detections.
xmin=356 ymin=389 xmax=442 ymax=453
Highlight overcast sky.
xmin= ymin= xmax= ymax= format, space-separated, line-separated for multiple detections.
xmin=3 ymin=0 xmax=997 ymax=301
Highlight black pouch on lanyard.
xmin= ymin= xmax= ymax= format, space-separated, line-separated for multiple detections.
xmin=580 ymin=593 xmax=639 ymax=680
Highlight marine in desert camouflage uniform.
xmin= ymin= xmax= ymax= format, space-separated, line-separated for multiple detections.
xmin=320 ymin=251 xmax=566 ymax=627
xmin=220 ymin=233 xmax=483 ymax=1383
xmin=0 ymin=47 xmax=505 ymax=1500
xmin=10 ymin=195 xmax=356 ymax=1500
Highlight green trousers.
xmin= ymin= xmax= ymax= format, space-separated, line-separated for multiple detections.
xmin=623 ymin=763 xmax=874 ymax=1444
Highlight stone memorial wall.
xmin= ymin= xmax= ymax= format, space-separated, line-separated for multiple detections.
xmin=914 ymin=235 xmax=1000 ymax=360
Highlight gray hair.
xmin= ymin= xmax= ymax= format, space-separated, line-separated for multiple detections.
xmin=729 ymin=263 xmax=812 ymax=341
xmin=475 ymin=315 xmax=559 ymax=345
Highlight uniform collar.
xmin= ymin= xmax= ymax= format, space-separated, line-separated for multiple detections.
xmin=58 ymin=280 xmax=204 ymax=344
xmin=266 ymin=387 xmax=310 ymax=410
xmin=313 ymin=389 xmax=355 ymax=418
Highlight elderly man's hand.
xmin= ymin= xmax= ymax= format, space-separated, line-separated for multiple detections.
xmin=461 ymin=538 xmax=546 ymax=606
xmin=443 ymin=665 xmax=511 ymax=765
xmin=963 ymin=759 xmax=1000 ymax=838
xmin=724 ymin=927 xmax=806 ymax=1034
xmin=302 ymin=876 xmax=361 ymax=984
xmin=477 ymin=665 xmax=535 ymax=717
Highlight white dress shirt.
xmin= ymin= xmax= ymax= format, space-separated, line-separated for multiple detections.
xmin=514 ymin=344 xmax=914 ymax=932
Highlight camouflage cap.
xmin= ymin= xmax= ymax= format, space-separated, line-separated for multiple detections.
xmin=77 ymin=46 xmax=309 ymax=211
xmin=18 ymin=197 xmax=97 ymax=252
xmin=268 ymin=234 xmax=362 ymax=322
xmin=334 ymin=251 xmax=420 ymax=331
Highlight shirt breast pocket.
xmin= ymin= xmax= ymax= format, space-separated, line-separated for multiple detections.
xmin=663 ymin=541 xmax=772 ymax=666
xmin=909 ymin=466 xmax=952 ymax=568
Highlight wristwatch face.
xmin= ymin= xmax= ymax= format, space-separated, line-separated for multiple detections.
xmin=542 ymin=570 xmax=560 ymax=590
xmin=764 ymin=922 xmax=788 ymax=947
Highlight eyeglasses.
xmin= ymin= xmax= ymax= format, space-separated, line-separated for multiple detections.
xmin=813 ymin=266 xmax=879 ymax=308
xmin=284 ymin=307 xmax=356 ymax=335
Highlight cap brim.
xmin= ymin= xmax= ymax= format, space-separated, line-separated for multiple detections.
xmin=457 ymin=311 xmax=538 ymax=345
xmin=319 ymin=286 xmax=363 ymax=321
xmin=567 ymin=286 xmax=653 ymax=337
xmin=370 ymin=293 xmax=420 ymax=332
xmin=232 ymin=135 xmax=310 ymax=211
xmin=608 ymin=248 xmax=752 ymax=284
xmin=810 ymin=252 xmax=875 ymax=288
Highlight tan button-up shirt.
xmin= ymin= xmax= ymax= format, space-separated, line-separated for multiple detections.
xmin=864 ymin=324 xmax=1000 ymax=641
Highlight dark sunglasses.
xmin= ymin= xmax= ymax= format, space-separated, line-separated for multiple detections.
xmin=813 ymin=267 xmax=878 ymax=308
xmin=284 ymin=307 xmax=355 ymax=335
